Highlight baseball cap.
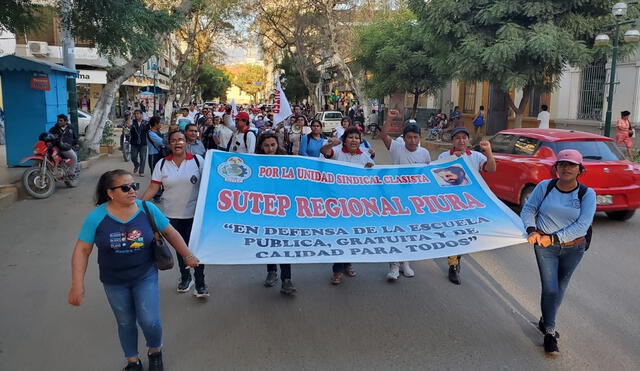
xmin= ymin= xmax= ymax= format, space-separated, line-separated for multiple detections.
xmin=236 ymin=111 xmax=250 ymax=121
xmin=556 ymin=149 xmax=583 ymax=165
xmin=450 ymin=126 xmax=470 ymax=138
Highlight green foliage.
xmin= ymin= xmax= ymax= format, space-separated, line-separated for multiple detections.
xmin=197 ymin=64 xmax=231 ymax=100
xmin=66 ymin=0 xmax=182 ymax=59
xmin=0 ymin=0 xmax=43 ymax=34
xmin=231 ymin=64 xmax=267 ymax=101
xmin=408 ymin=0 xmax=639 ymax=95
xmin=276 ymin=54 xmax=315 ymax=104
xmin=100 ymin=120 xmax=115 ymax=146
xmin=353 ymin=11 xmax=450 ymax=99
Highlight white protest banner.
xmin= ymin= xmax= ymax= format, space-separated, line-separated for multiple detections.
xmin=189 ymin=151 xmax=527 ymax=264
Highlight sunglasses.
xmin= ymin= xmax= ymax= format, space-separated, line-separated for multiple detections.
xmin=110 ymin=182 xmax=140 ymax=192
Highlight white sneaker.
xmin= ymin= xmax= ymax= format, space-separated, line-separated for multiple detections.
xmin=400 ymin=262 xmax=415 ymax=277
xmin=386 ymin=263 xmax=400 ymax=281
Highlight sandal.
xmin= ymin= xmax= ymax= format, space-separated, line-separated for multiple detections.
xmin=331 ymin=272 xmax=342 ymax=285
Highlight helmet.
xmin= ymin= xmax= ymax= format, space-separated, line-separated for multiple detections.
xmin=39 ymin=132 xmax=56 ymax=142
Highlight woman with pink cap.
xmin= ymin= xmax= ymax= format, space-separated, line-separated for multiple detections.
xmin=520 ymin=149 xmax=596 ymax=354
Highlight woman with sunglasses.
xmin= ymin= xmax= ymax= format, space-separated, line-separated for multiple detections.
xmin=255 ymin=132 xmax=297 ymax=295
xmin=320 ymin=127 xmax=375 ymax=285
xmin=69 ymin=169 xmax=200 ymax=371
xmin=520 ymin=149 xmax=596 ymax=354
xmin=299 ymin=119 xmax=327 ymax=157
xmin=141 ymin=130 xmax=208 ymax=298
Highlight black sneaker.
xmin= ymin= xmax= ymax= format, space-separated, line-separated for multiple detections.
xmin=448 ymin=265 xmax=461 ymax=285
xmin=538 ymin=318 xmax=560 ymax=338
xmin=280 ymin=279 xmax=297 ymax=295
xmin=264 ymin=271 xmax=278 ymax=287
xmin=543 ymin=333 xmax=559 ymax=353
xmin=148 ymin=351 xmax=163 ymax=371
xmin=123 ymin=359 xmax=143 ymax=371
xmin=194 ymin=284 xmax=210 ymax=298
xmin=177 ymin=276 xmax=193 ymax=293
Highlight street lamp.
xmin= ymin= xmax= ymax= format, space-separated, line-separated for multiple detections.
xmin=596 ymin=2 xmax=640 ymax=137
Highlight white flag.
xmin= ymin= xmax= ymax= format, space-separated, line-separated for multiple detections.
xmin=230 ymin=100 xmax=238 ymax=119
xmin=272 ymin=78 xmax=293 ymax=125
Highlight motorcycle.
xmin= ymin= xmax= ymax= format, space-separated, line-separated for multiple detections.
xmin=121 ymin=125 xmax=131 ymax=162
xmin=20 ymin=138 xmax=79 ymax=199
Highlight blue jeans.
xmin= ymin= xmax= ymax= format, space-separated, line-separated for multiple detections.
xmin=130 ymin=144 xmax=147 ymax=174
xmin=534 ymin=243 xmax=586 ymax=331
xmin=103 ymin=268 xmax=162 ymax=358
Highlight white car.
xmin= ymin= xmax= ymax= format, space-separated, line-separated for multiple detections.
xmin=314 ymin=111 xmax=343 ymax=135
xmin=77 ymin=110 xmax=92 ymax=136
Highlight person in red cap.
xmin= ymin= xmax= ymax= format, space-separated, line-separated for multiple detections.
xmin=437 ymin=126 xmax=496 ymax=285
xmin=520 ymin=149 xmax=596 ymax=354
xmin=229 ymin=111 xmax=256 ymax=153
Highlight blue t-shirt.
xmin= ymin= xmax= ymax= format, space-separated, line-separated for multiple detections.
xmin=299 ymin=134 xmax=327 ymax=157
xmin=520 ymin=179 xmax=596 ymax=243
xmin=78 ymin=200 xmax=170 ymax=285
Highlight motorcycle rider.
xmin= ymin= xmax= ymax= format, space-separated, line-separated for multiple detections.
xmin=48 ymin=114 xmax=78 ymax=178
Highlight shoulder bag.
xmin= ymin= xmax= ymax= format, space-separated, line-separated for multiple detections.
xmin=142 ymin=201 xmax=174 ymax=270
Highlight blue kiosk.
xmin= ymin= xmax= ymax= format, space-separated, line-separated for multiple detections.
xmin=0 ymin=55 xmax=76 ymax=166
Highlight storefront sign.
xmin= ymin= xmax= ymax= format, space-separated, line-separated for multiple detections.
xmin=76 ymin=69 xmax=107 ymax=85
xmin=30 ymin=75 xmax=50 ymax=91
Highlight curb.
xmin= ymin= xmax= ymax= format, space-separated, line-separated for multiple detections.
xmin=0 ymin=152 xmax=110 ymax=212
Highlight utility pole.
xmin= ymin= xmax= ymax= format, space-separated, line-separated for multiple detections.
xmin=61 ymin=0 xmax=79 ymax=136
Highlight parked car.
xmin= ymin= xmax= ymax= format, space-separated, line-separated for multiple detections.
xmin=77 ymin=110 xmax=91 ymax=136
xmin=481 ymin=128 xmax=640 ymax=221
xmin=314 ymin=111 xmax=343 ymax=135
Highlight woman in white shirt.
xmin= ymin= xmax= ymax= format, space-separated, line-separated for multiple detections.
xmin=320 ymin=127 xmax=374 ymax=284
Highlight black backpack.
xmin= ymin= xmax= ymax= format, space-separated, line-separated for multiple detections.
xmin=159 ymin=154 xmax=200 ymax=172
xmin=541 ymin=178 xmax=592 ymax=250
xmin=226 ymin=129 xmax=257 ymax=152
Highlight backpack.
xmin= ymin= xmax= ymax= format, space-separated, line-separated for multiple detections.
xmin=226 ymin=129 xmax=257 ymax=152
xmin=147 ymin=131 xmax=170 ymax=157
xmin=541 ymin=178 xmax=592 ymax=250
xmin=159 ymin=154 xmax=200 ymax=172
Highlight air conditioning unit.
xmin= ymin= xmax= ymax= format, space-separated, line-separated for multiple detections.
xmin=28 ymin=41 xmax=49 ymax=57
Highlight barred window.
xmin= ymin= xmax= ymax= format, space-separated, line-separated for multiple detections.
xmin=578 ymin=58 xmax=606 ymax=121
xmin=462 ymin=82 xmax=476 ymax=113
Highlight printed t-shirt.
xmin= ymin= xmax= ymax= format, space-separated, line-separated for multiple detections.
xmin=151 ymin=153 xmax=203 ymax=219
xmin=437 ymin=149 xmax=487 ymax=172
xmin=390 ymin=140 xmax=431 ymax=165
xmin=77 ymin=200 xmax=169 ymax=285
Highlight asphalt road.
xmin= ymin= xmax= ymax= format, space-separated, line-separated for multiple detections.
xmin=0 ymin=141 xmax=639 ymax=371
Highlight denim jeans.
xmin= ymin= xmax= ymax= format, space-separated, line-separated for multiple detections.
xmin=130 ymin=145 xmax=147 ymax=174
xmin=534 ymin=243 xmax=586 ymax=331
xmin=103 ymin=268 xmax=162 ymax=358
xmin=267 ymin=264 xmax=291 ymax=280
xmin=170 ymin=218 xmax=205 ymax=286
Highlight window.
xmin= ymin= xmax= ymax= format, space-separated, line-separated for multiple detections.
xmin=578 ymin=58 xmax=606 ymax=120
xmin=462 ymin=82 xmax=476 ymax=113
xmin=490 ymin=134 xmax=516 ymax=154
xmin=514 ymin=136 xmax=539 ymax=156
xmin=325 ymin=112 xmax=342 ymax=119
xmin=545 ymin=140 xmax=624 ymax=161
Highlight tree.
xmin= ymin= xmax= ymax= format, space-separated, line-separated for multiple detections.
xmin=276 ymin=53 xmax=315 ymax=104
xmin=197 ymin=64 xmax=231 ymax=101
xmin=65 ymin=0 xmax=193 ymax=152
xmin=231 ymin=63 xmax=267 ymax=103
xmin=354 ymin=11 xmax=450 ymax=119
xmin=0 ymin=0 xmax=43 ymax=34
xmin=409 ymin=0 xmax=627 ymax=127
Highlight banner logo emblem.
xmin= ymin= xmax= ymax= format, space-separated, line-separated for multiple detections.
xmin=217 ymin=156 xmax=251 ymax=183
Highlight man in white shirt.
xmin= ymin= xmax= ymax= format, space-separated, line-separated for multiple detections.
xmin=229 ymin=111 xmax=256 ymax=153
xmin=437 ymin=126 xmax=496 ymax=285
xmin=187 ymin=102 xmax=198 ymax=120
xmin=537 ymin=104 xmax=550 ymax=129
xmin=380 ymin=122 xmax=430 ymax=281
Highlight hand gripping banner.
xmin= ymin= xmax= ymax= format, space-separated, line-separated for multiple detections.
xmin=189 ymin=150 xmax=526 ymax=264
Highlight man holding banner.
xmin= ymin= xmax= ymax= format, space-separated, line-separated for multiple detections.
xmin=437 ymin=126 xmax=496 ymax=285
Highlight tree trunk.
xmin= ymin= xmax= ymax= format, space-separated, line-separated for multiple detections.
xmin=83 ymin=0 xmax=194 ymax=152
xmin=164 ymin=91 xmax=176 ymax=124
xmin=411 ymin=91 xmax=420 ymax=120
xmin=505 ymin=85 xmax=532 ymax=129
